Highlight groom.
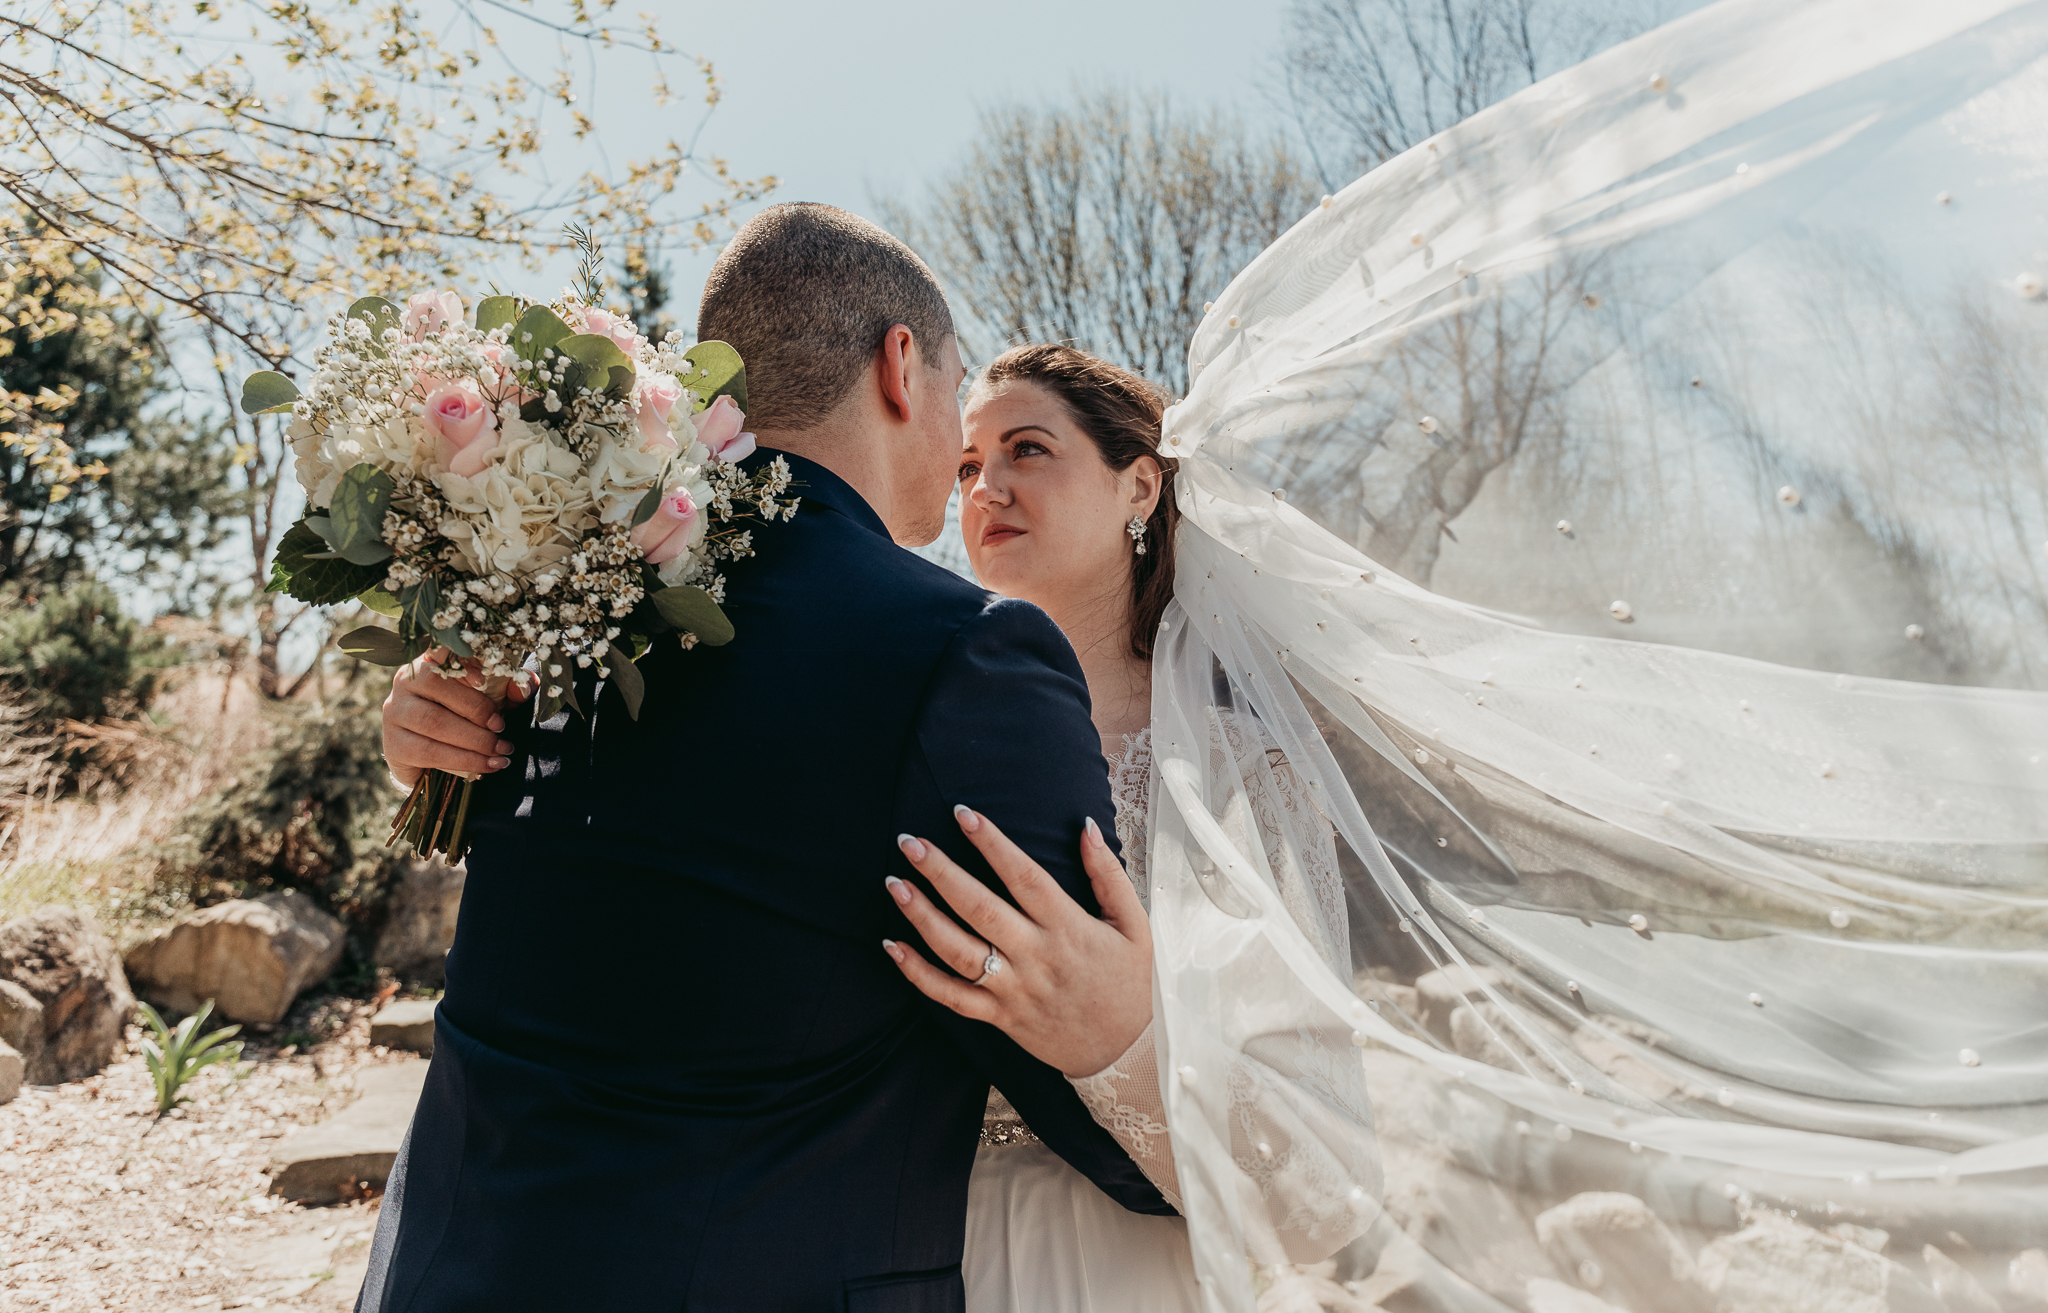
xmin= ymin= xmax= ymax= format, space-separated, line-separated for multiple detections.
xmin=357 ymin=204 xmax=1169 ymax=1312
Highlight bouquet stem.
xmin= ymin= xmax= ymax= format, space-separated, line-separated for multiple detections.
xmin=390 ymin=769 xmax=478 ymax=863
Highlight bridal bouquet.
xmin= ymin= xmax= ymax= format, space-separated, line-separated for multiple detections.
xmin=245 ymin=277 xmax=797 ymax=859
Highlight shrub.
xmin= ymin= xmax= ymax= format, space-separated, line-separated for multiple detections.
xmin=0 ymin=579 xmax=164 ymax=729
xmin=159 ymin=684 xmax=408 ymax=944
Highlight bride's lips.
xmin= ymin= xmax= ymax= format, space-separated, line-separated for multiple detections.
xmin=980 ymin=523 xmax=1025 ymax=547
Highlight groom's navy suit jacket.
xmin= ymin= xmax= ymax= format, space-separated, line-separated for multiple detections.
xmin=356 ymin=451 xmax=1170 ymax=1313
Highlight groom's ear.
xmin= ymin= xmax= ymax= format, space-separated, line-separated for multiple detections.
xmin=876 ymin=323 xmax=918 ymax=425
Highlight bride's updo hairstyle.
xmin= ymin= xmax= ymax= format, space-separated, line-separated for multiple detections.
xmin=978 ymin=344 xmax=1180 ymax=659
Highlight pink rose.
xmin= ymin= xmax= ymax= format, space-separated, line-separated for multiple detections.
xmin=695 ymin=393 xmax=756 ymax=464
xmin=474 ymin=342 xmax=535 ymax=402
xmin=422 ymin=380 xmax=499 ymax=477
xmin=575 ymin=307 xmax=648 ymax=356
xmin=629 ymin=486 xmax=699 ymax=566
xmin=404 ymin=289 xmax=465 ymax=341
xmin=637 ymin=374 xmax=684 ymax=451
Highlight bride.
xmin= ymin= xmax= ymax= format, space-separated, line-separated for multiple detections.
xmin=881 ymin=343 xmax=1376 ymax=1312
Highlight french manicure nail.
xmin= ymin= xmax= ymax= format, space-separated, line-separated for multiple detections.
xmin=885 ymin=875 xmax=913 ymax=905
xmin=1084 ymin=815 xmax=1101 ymax=845
xmin=487 ymin=756 xmax=510 ymax=771
xmin=488 ymin=714 xmax=506 ymax=732
xmin=897 ymin=834 xmax=926 ymax=861
xmin=953 ymin=804 xmax=981 ymax=832
xmin=496 ymin=739 xmax=515 ymax=755
xmin=882 ymin=938 xmax=905 ymax=962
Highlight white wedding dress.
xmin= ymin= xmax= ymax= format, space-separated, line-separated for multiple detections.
xmin=963 ymin=718 xmax=1376 ymax=1312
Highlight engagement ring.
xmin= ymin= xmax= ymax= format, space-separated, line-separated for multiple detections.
xmin=970 ymin=949 xmax=1005 ymax=986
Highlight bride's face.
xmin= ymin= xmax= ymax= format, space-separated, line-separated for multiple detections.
xmin=958 ymin=379 xmax=1157 ymax=611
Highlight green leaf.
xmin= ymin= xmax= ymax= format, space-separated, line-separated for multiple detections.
xmin=630 ymin=482 xmax=665 ymax=528
xmin=606 ymin=649 xmax=645 ymax=720
xmin=650 ymin=586 xmax=735 ymax=645
xmin=434 ymin=626 xmax=473 ymax=658
xmin=511 ymin=306 xmax=573 ymax=365
xmin=358 ymin=586 xmax=402 ymax=618
xmin=329 ymin=464 xmax=396 ymax=567
xmin=240 ymin=371 xmax=300 ymax=415
xmin=555 ymin=332 xmax=635 ymax=398
xmin=270 ymin=516 xmax=385 ymax=605
xmin=679 ymin=340 xmax=746 ymax=413
xmin=398 ymin=578 xmax=441 ymax=644
xmin=346 ymin=297 xmax=404 ymax=358
xmin=338 ymin=625 xmax=410 ymax=665
xmin=474 ymin=295 xmax=519 ymax=334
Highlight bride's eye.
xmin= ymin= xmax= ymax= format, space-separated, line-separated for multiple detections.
xmin=1012 ymin=440 xmax=1047 ymax=458
xmin=957 ymin=461 xmax=981 ymax=482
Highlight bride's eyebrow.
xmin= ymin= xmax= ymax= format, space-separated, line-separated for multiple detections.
xmin=999 ymin=426 xmax=1056 ymax=444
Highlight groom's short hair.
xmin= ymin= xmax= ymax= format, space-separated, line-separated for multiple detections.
xmin=697 ymin=203 xmax=955 ymax=431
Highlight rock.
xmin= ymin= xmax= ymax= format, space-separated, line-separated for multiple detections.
xmin=1361 ymin=1048 xmax=1559 ymax=1301
xmin=1697 ymin=1212 xmax=1940 ymax=1313
xmin=0 ymin=1039 xmax=19 ymax=1104
xmin=123 ymin=891 xmax=346 ymax=1025
xmin=0 ymin=905 xmax=135 ymax=1082
xmin=1831 ymin=1224 xmax=1891 ymax=1253
xmin=1450 ymin=1001 xmax=1531 ymax=1069
xmin=1413 ymin=964 xmax=1506 ymax=1043
xmin=268 ymin=1061 xmax=427 ymax=1204
xmin=1526 ymin=1277 xmax=1630 ymax=1313
xmin=0 ymin=978 xmax=45 ymax=1078
xmin=1922 ymin=1245 xmax=1998 ymax=1313
xmin=1536 ymin=1191 xmax=1713 ymax=1313
xmin=372 ymin=860 xmax=464 ymax=985
xmin=369 ymin=999 xmax=437 ymax=1053
xmin=2012 ymin=1250 xmax=2048 ymax=1306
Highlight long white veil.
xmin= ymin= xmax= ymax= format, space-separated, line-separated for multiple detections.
xmin=1149 ymin=0 xmax=2048 ymax=1308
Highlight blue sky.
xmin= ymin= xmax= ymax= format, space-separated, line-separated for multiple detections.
xmin=519 ymin=0 xmax=1310 ymax=309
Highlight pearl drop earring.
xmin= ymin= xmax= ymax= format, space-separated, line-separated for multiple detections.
xmin=1127 ymin=514 xmax=1148 ymax=556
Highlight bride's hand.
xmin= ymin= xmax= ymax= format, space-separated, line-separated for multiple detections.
xmin=884 ymin=806 xmax=1152 ymax=1078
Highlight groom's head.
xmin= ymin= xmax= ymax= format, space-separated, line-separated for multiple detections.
xmin=698 ymin=203 xmax=963 ymax=545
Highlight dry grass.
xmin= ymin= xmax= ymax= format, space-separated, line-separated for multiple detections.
xmin=0 ymin=668 xmax=274 ymax=942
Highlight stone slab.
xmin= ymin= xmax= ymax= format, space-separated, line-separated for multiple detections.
xmin=269 ymin=1062 xmax=427 ymax=1205
xmin=368 ymin=1000 xmax=437 ymax=1054
xmin=0 ymin=1039 xmax=18 ymax=1105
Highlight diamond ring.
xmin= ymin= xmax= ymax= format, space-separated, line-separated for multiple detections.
xmin=970 ymin=948 xmax=1005 ymax=987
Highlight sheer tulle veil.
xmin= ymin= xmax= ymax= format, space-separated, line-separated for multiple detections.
xmin=1146 ymin=0 xmax=2048 ymax=1307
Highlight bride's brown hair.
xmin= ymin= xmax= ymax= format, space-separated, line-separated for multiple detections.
xmin=977 ymin=344 xmax=1179 ymax=659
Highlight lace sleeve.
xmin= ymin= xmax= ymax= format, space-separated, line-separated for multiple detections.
xmin=1068 ymin=1022 xmax=1182 ymax=1211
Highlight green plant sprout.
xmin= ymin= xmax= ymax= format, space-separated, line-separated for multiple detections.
xmin=137 ymin=1000 xmax=244 ymax=1118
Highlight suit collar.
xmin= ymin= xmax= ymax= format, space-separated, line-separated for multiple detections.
xmin=747 ymin=447 xmax=890 ymax=540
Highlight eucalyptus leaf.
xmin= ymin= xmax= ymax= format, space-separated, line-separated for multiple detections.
xmin=679 ymin=340 xmax=747 ymax=413
xmin=474 ymin=295 xmax=518 ymax=334
xmin=435 ymin=626 xmax=474 ymax=658
xmin=555 ymin=332 xmax=635 ymax=398
xmin=304 ymin=514 xmax=336 ymax=546
xmin=606 ymin=650 xmax=646 ymax=720
xmin=358 ymin=587 xmax=402 ymax=618
xmin=329 ymin=464 xmax=395 ymax=566
xmin=240 ymin=371 xmax=300 ymax=415
xmin=346 ymin=297 xmax=404 ymax=357
xmin=338 ymin=625 xmax=410 ymax=666
xmin=650 ymin=586 xmax=735 ymax=645
xmin=512 ymin=306 xmax=573 ymax=365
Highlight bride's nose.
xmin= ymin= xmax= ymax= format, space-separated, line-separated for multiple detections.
xmin=967 ymin=468 xmax=1009 ymax=508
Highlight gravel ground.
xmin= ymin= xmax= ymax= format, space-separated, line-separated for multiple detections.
xmin=0 ymin=995 xmax=417 ymax=1312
